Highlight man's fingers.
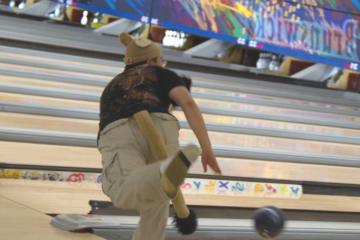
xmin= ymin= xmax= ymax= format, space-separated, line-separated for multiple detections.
xmin=211 ymin=161 xmax=222 ymax=175
xmin=212 ymin=166 xmax=221 ymax=175
xmin=202 ymin=159 xmax=207 ymax=172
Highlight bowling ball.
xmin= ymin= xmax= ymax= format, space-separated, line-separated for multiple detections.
xmin=254 ymin=206 xmax=286 ymax=239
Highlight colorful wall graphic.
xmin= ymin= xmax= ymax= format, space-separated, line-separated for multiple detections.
xmin=291 ymin=0 xmax=360 ymax=15
xmin=181 ymin=178 xmax=303 ymax=199
xmin=151 ymin=0 xmax=360 ymax=71
xmin=67 ymin=0 xmax=151 ymax=22
xmin=65 ymin=0 xmax=360 ymax=71
xmin=0 ymin=169 xmax=302 ymax=199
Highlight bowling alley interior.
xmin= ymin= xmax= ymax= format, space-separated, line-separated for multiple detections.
xmin=0 ymin=0 xmax=359 ymax=240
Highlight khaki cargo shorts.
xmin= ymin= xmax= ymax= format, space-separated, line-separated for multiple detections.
xmin=97 ymin=112 xmax=180 ymax=210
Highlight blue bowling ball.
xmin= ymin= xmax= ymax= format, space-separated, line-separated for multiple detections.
xmin=254 ymin=206 xmax=286 ymax=239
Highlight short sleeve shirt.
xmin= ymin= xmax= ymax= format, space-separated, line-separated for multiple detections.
xmin=98 ymin=65 xmax=190 ymax=135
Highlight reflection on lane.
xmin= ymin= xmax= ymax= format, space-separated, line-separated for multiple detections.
xmin=0 ymin=93 xmax=98 ymax=110
xmin=192 ymin=87 xmax=360 ymax=112
xmin=0 ymin=112 xmax=97 ymax=134
xmin=3 ymin=74 xmax=359 ymax=125
xmin=0 ymin=62 xmax=107 ymax=80
xmin=0 ymin=141 xmax=100 ymax=168
xmin=1 ymin=112 xmax=359 ymax=157
xmin=2 ymin=93 xmax=359 ymax=138
xmin=195 ymin=98 xmax=360 ymax=123
xmin=1 ymin=75 xmax=101 ymax=92
xmin=0 ymin=50 xmax=119 ymax=74
xmin=179 ymin=129 xmax=360 ymax=157
xmin=173 ymin=111 xmax=360 ymax=137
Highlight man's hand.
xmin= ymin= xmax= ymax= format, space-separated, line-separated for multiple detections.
xmin=201 ymin=148 xmax=222 ymax=175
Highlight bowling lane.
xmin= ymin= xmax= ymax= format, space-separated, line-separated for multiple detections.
xmin=0 ymin=179 xmax=108 ymax=214
xmin=2 ymin=93 xmax=360 ymax=138
xmin=174 ymin=112 xmax=360 ymax=138
xmin=180 ymin=129 xmax=360 ymax=156
xmin=0 ymin=141 xmax=100 ymax=168
xmin=0 ymin=112 xmax=97 ymax=134
xmin=0 ymin=50 xmax=120 ymax=74
xmin=0 ymin=62 xmax=107 ymax=80
xmin=1 ymin=112 xmax=359 ymax=156
xmin=193 ymin=78 xmax=360 ymax=111
xmin=2 ymin=141 xmax=360 ymax=185
xmin=0 ymin=195 xmax=104 ymax=240
xmin=0 ymin=93 xmax=98 ymax=110
xmin=2 ymin=49 xmax=359 ymax=114
xmin=2 ymin=76 xmax=360 ymax=124
xmin=195 ymin=99 xmax=360 ymax=124
xmin=1 ymin=75 xmax=101 ymax=92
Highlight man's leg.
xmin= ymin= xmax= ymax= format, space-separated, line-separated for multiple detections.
xmin=132 ymin=196 xmax=169 ymax=240
xmin=100 ymin=115 xmax=199 ymax=240
xmin=109 ymin=162 xmax=169 ymax=240
xmin=109 ymin=145 xmax=199 ymax=210
xmin=109 ymin=146 xmax=199 ymax=240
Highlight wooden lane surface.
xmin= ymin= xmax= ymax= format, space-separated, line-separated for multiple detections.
xmin=2 ymin=141 xmax=360 ymax=185
xmin=1 ymin=179 xmax=360 ymax=214
xmin=0 ymin=194 xmax=104 ymax=240
xmin=1 ymin=112 xmax=359 ymax=156
xmin=2 ymin=92 xmax=360 ymax=137
xmin=0 ymin=179 xmax=108 ymax=214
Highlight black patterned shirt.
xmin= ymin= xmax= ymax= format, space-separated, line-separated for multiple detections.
xmin=98 ymin=64 xmax=190 ymax=136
